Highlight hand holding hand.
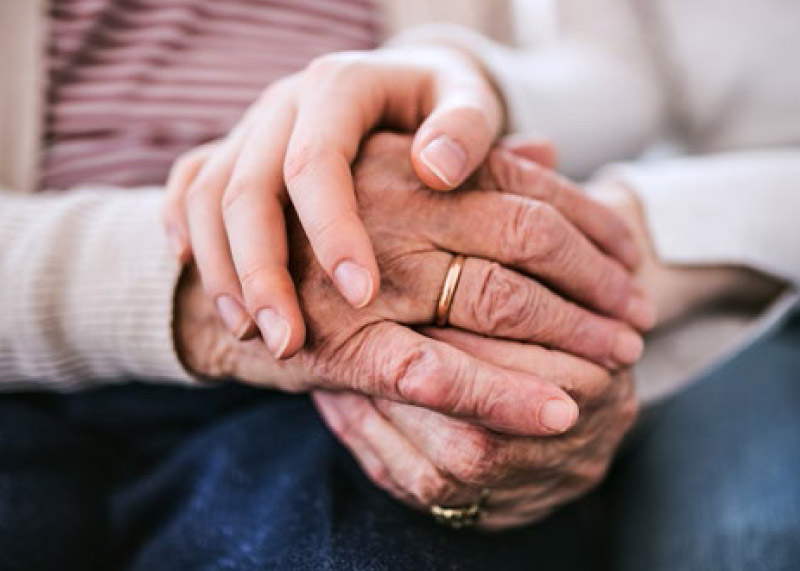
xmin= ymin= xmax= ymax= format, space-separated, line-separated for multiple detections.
xmin=162 ymin=46 xmax=644 ymax=359
xmin=175 ymin=133 xmax=650 ymax=437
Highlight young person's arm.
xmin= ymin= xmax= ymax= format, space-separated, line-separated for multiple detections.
xmin=0 ymin=189 xmax=193 ymax=389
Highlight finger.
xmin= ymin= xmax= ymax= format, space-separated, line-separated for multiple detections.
xmin=421 ymin=327 xmax=611 ymax=406
xmin=423 ymin=190 xmax=653 ymax=330
xmin=184 ymin=133 xmax=257 ymax=340
xmin=162 ymin=143 xmax=217 ymax=263
xmin=222 ymin=89 xmax=305 ymax=359
xmin=411 ymin=61 xmax=503 ymax=190
xmin=374 ymin=395 xmax=611 ymax=490
xmin=312 ymin=391 xmax=472 ymax=508
xmin=498 ymin=134 xmax=558 ymax=170
xmin=283 ymin=64 xmax=385 ymax=309
xmin=339 ymin=321 xmax=579 ymax=436
xmin=481 ymin=148 xmax=643 ymax=273
xmin=312 ymin=391 xmax=410 ymax=503
xmin=448 ymin=257 xmax=644 ymax=369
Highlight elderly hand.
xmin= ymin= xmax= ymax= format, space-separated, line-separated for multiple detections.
xmin=313 ymin=326 xmax=638 ymax=530
xmin=175 ymin=133 xmax=650 ymax=436
xmin=161 ymin=45 xmax=642 ymax=358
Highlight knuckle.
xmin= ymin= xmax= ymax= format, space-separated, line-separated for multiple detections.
xmin=183 ymin=179 xmax=208 ymax=211
xmin=409 ymin=466 xmax=453 ymax=506
xmin=260 ymin=75 xmax=295 ymax=102
xmin=503 ymin=200 xmax=566 ymax=265
xmin=220 ymin=178 xmax=255 ymax=218
xmin=331 ymin=405 xmax=371 ymax=447
xmin=571 ymin=458 xmax=610 ymax=491
xmin=172 ymin=146 xmax=208 ymax=177
xmin=446 ymin=431 xmax=503 ymax=485
xmin=619 ymin=391 xmax=640 ymax=429
xmin=302 ymin=213 xmax=349 ymax=252
xmin=471 ymin=263 xmax=531 ymax=335
xmin=366 ymin=463 xmax=394 ymax=492
xmin=237 ymin=264 xmax=280 ymax=308
xmin=500 ymin=153 xmax=557 ymax=201
xmin=306 ymin=52 xmax=367 ymax=82
xmin=559 ymin=312 xmax=614 ymax=361
xmin=390 ymin=342 xmax=451 ymax=405
xmin=283 ymin=145 xmax=320 ymax=186
xmin=593 ymin=263 xmax=632 ymax=315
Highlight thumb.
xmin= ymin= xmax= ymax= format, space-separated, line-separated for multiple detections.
xmin=498 ymin=134 xmax=559 ymax=170
xmin=411 ymin=79 xmax=503 ymax=191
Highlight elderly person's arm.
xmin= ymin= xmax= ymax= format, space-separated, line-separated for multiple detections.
xmin=592 ymin=149 xmax=800 ymax=401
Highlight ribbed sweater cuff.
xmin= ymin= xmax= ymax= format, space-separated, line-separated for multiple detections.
xmin=0 ymin=189 xmax=195 ymax=389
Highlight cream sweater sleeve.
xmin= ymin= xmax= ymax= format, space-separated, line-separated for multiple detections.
xmin=612 ymin=149 xmax=800 ymax=287
xmin=599 ymin=149 xmax=800 ymax=402
xmin=0 ymin=188 xmax=195 ymax=390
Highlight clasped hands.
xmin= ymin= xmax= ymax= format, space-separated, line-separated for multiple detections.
xmin=172 ymin=133 xmax=651 ymax=530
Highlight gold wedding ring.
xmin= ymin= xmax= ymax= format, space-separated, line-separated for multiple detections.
xmin=435 ymin=255 xmax=466 ymax=327
xmin=430 ymin=488 xmax=491 ymax=529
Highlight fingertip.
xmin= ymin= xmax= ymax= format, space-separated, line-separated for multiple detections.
xmin=611 ymin=328 xmax=645 ymax=367
xmin=625 ymin=290 xmax=658 ymax=331
xmin=253 ymin=297 xmax=307 ymax=359
xmin=417 ymin=134 xmax=468 ymax=190
xmin=622 ymin=240 xmax=642 ymax=271
xmin=256 ymin=307 xmax=292 ymax=359
xmin=332 ymin=259 xmax=379 ymax=309
xmin=538 ymin=396 xmax=579 ymax=435
xmin=276 ymin=315 xmax=307 ymax=359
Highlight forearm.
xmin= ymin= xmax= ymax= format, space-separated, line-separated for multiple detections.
xmin=0 ymin=189 xmax=193 ymax=389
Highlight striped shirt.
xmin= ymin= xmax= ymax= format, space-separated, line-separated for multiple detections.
xmin=42 ymin=0 xmax=379 ymax=191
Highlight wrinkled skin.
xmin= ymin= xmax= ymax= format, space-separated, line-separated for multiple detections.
xmin=177 ymin=132 xmax=645 ymax=438
xmin=314 ymin=329 xmax=638 ymax=529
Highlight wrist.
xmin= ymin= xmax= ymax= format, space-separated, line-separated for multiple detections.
xmin=588 ymin=180 xmax=784 ymax=328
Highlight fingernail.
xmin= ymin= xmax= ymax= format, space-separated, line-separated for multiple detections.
xmin=257 ymin=308 xmax=291 ymax=359
xmin=420 ymin=135 xmax=467 ymax=187
xmin=333 ymin=260 xmax=374 ymax=308
xmin=625 ymin=292 xmax=657 ymax=330
xmin=612 ymin=330 xmax=644 ymax=365
xmin=540 ymin=399 xmax=578 ymax=433
xmin=215 ymin=295 xmax=252 ymax=340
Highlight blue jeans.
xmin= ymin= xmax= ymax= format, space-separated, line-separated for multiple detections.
xmin=1 ymin=316 xmax=799 ymax=571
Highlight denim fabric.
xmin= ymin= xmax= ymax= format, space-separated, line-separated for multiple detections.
xmin=606 ymin=314 xmax=800 ymax=571
xmin=1 ymin=316 xmax=799 ymax=571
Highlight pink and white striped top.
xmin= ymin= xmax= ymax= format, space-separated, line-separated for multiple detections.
xmin=42 ymin=0 xmax=379 ymax=191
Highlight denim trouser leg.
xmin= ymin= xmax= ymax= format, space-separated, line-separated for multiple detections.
xmin=117 ymin=391 xmax=599 ymax=571
xmin=1 ymin=317 xmax=799 ymax=570
xmin=607 ymin=315 xmax=800 ymax=571
xmin=0 ymin=384 xmax=600 ymax=571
